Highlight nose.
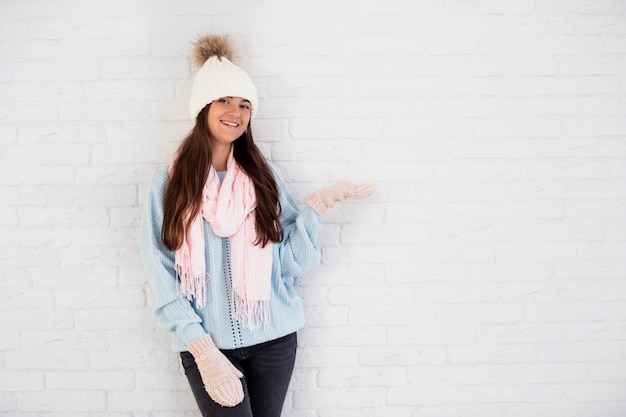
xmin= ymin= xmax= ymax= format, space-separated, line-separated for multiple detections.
xmin=226 ymin=102 xmax=241 ymax=117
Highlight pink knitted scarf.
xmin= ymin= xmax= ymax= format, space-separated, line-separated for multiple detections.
xmin=169 ymin=149 xmax=272 ymax=329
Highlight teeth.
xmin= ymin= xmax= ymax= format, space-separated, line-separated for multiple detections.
xmin=222 ymin=120 xmax=238 ymax=127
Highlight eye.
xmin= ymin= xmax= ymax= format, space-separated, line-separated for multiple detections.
xmin=240 ymin=103 xmax=250 ymax=110
xmin=216 ymin=98 xmax=228 ymax=104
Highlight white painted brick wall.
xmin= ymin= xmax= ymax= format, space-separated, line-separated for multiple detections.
xmin=1 ymin=0 xmax=625 ymax=416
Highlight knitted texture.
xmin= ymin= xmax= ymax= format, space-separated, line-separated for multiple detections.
xmin=139 ymin=163 xmax=323 ymax=351
xmin=188 ymin=334 xmax=244 ymax=407
xmin=189 ymin=34 xmax=258 ymax=121
xmin=305 ymin=181 xmax=377 ymax=215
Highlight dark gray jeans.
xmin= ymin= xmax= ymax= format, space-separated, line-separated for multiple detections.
xmin=180 ymin=332 xmax=297 ymax=417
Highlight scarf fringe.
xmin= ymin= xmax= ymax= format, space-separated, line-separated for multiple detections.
xmin=176 ymin=265 xmax=210 ymax=308
xmin=232 ymin=292 xmax=270 ymax=330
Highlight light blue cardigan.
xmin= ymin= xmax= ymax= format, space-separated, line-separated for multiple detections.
xmin=139 ymin=163 xmax=322 ymax=351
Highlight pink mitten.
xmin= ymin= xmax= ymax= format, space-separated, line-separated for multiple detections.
xmin=188 ymin=334 xmax=244 ymax=407
xmin=305 ymin=181 xmax=376 ymax=215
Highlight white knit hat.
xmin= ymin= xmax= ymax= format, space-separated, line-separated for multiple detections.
xmin=188 ymin=34 xmax=258 ymax=121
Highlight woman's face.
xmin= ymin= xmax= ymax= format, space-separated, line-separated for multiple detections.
xmin=206 ymin=96 xmax=251 ymax=146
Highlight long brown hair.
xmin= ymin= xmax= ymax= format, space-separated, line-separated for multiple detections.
xmin=161 ymin=105 xmax=283 ymax=251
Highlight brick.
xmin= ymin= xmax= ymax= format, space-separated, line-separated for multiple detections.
xmin=309 ymin=264 xmax=386 ymax=286
xmin=552 ymin=259 xmax=626 ymax=280
xmin=383 ymin=117 xmax=474 ymax=140
xmin=305 ymin=306 xmax=348 ymax=327
xmin=0 ymin=393 xmax=16 ymax=412
xmin=19 ymin=390 xmax=104 ymax=412
xmin=319 ymin=407 xmax=412 ymax=417
xmin=317 ymin=366 xmax=406 ymax=388
xmin=46 ymin=370 xmax=134 ymax=390
xmin=0 ymin=309 xmax=73 ymax=330
xmin=522 ymin=160 xmax=609 ymax=180
xmin=12 ymin=61 xmax=100 ymax=82
xmin=0 ymin=371 xmax=43 ymax=391
xmin=388 ymin=386 xmax=474 ymax=406
xmin=21 ymin=329 xmax=107 ymax=351
xmin=589 ymin=362 xmax=626 ymax=381
xmin=297 ymin=326 xmax=386 ymax=347
xmin=437 ymin=304 xmax=523 ymax=323
xmin=488 ymin=14 xmax=576 ymax=34
xmin=4 ymin=350 xmax=89 ymax=370
xmin=525 ymin=301 xmax=609 ymax=322
xmin=135 ymin=371 xmax=189 ymax=391
xmin=74 ymin=307 xmax=153 ymax=330
xmin=564 ymin=383 xmax=626 ymax=402
xmin=495 ymin=242 xmax=577 ymax=262
xmin=476 ymin=384 xmax=561 ymax=403
xmin=592 ymin=403 xmax=626 ymax=417
xmin=499 ymin=281 xmax=584 ymax=302
xmin=507 ymin=405 xmax=595 ymax=417
xmin=414 ymin=283 xmax=498 ymax=303
xmin=296 ymin=346 xmax=360 ymax=368
xmin=0 ymin=288 xmax=53 ymax=309
xmin=59 ymin=101 xmax=151 ymax=121
xmin=1 ymin=185 xmax=47 ymax=206
xmin=467 ymin=260 xmax=554 ymax=282
xmin=348 ymin=303 xmax=436 ymax=325
xmin=322 ymin=245 xmax=410 ymax=265
xmin=388 ymin=324 xmax=475 ymax=346
xmin=499 ymin=363 xmax=587 ymax=384
xmin=0 ymin=165 xmax=75 ymax=186
xmin=90 ymin=349 xmax=177 ymax=371
xmin=327 ymin=284 xmax=413 ymax=305
xmin=477 ymin=323 xmax=562 ymax=344
xmin=520 ymin=96 xmax=606 ymax=116
xmin=411 ymin=242 xmax=495 ymax=263
xmin=563 ymin=321 xmax=626 ymax=341
xmin=530 ymin=76 xmax=620 ymax=95
xmin=410 ymin=182 xmax=511 ymax=202
xmin=542 ymin=138 xmax=626 ymax=158
xmin=347 ymin=160 xmax=435 ymax=182
xmin=31 ymin=266 xmax=117 ymax=288
xmin=341 ymin=223 xmax=428 ymax=245
xmin=0 ymin=228 xmax=70 ymax=249
xmin=429 ymin=222 xmax=517 ymax=243
xmin=55 ymin=288 xmax=145 ymax=309
xmin=408 ymin=364 xmax=498 ymax=386
xmin=536 ymin=341 xmax=622 ymax=362
xmin=413 ymin=405 xmax=507 ymax=417
xmin=475 ymin=117 xmax=562 ymax=138
xmin=0 ymin=81 xmax=84 ymax=102
xmin=561 ymin=116 xmax=626 ymax=137
xmin=17 ymin=123 xmax=106 ymax=144
xmin=293 ymin=387 xmax=386 ymax=409
xmin=385 ymin=262 xmax=471 ymax=283
xmin=46 ymin=185 xmax=137 ymax=207
xmin=101 ymin=57 xmax=188 ymax=80
xmin=288 ymin=117 xmax=382 ymax=140
xmin=450 ymin=344 xmax=536 ymax=364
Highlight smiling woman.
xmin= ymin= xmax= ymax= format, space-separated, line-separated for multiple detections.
xmin=206 ymin=96 xmax=251 ymax=169
xmin=139 ymin=34 xmax=375 ymax=417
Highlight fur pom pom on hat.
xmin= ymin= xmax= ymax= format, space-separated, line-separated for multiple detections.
xmin=188 ymin=34 xmax=258 ymax=121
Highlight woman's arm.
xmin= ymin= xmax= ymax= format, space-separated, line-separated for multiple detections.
xmin=139 ymin=167 xmax=207 ymax=346
xmin=270 ymin=163 xmax=323 ymax=278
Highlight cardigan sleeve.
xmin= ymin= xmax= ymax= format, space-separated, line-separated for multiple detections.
xmin=270 ymin=163 xmax=323 ymax=278
xmin=139 ymin=166 xmax=207 ymax=348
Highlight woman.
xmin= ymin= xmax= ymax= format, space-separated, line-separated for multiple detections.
xmin=139 ymin=34 xmax=375 ymax=417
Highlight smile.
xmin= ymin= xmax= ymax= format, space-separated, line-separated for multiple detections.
xmin=221 ymin=120 xmax=239 ymax=127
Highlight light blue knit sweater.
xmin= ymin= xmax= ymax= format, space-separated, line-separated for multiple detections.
xmin=139 ymin=163 xmax=322 ymax=351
